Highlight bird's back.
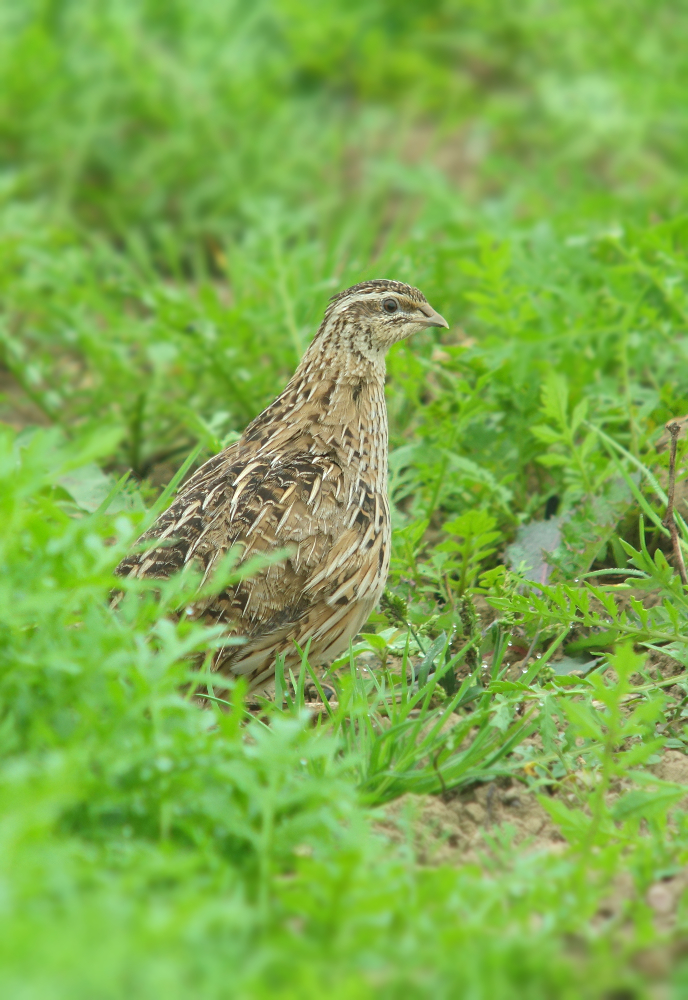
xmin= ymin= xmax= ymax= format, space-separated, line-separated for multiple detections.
xmin=115 ymin=372 xmax=391 ymax=690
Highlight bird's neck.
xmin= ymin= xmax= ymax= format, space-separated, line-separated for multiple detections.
xmin=241 ymin=342 xmax=389 ymax=491
xmin=296 ymin=325 xmax=387 ymax=383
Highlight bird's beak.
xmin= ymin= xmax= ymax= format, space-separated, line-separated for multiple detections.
xmin=419 ymin=304 xmax=449 ymax=329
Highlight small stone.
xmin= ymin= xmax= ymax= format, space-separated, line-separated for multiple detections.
xmin=647 ymin=883 xmax=674 ymax=915
xmin=464 ymin=803 xmax=485 ymax=824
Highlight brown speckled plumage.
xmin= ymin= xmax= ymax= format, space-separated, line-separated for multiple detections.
xmin=115 ymin=279 xmax=448 ymax=690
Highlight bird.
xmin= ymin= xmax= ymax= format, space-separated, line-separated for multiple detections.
xmin=115 ymin=279 xmax=448 ymax=692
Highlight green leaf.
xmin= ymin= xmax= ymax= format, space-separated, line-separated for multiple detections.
xmin=538 ymin=796 xmax=591 ymax=843
xmin=611 ymin=786 xmax=685 ymax=822
xmin=540 ymin=372 xmax=569 ymax=428
xmin=531 ymin=425 xmax=564 ymax=444
xmin=560 ymin=699 xmax=602 ymax=740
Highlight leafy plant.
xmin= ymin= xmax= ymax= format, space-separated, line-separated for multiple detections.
xmin=435 ymin=509 xmax=502 ymax=596
xmin=4 ymin=0 xmax=688 ymax=994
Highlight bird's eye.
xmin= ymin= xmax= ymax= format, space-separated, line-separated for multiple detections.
xmin=383 ymin=298 xmax=399 ymax=314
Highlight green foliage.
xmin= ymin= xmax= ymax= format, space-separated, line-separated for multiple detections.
xmin=436 ymin=510 xmax=501 ymax=595
xmin=538 ymin=645 xmax=673 ymax=846
xmin=3 ymin=0 xmax=688 ymax=995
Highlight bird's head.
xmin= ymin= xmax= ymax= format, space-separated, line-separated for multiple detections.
xmin=315 ymin=279 xmax=448 ymax=361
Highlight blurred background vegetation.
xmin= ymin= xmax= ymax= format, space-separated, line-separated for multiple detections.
xmin=3 ymin=1 xmax=688 ymax=996
xmin=3 ymin=0 xmax=688 ymax=535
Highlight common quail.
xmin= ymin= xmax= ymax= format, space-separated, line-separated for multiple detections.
xmin=115 ymin=279 xmax=448 ymax=690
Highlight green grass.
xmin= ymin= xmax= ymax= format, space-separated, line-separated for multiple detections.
xmin=3 ymin=0 xmax=688 ymax=995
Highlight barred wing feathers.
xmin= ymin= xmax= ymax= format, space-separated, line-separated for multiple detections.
xmin=115 ymin=444 xmax=389 ymax=685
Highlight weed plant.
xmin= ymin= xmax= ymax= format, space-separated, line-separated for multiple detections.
xmin=2 ymin=1 xmax=688 ymax=996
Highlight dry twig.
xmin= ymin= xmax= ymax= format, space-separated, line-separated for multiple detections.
xmin=663 ymin=420 xmax=688 ymax=586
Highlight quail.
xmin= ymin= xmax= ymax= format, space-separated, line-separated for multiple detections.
xmin=115 ymin=279 xmax=448 ymax=690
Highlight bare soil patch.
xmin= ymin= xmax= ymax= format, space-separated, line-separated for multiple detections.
xmin=378 ymin=778 xmax=565 ymax=865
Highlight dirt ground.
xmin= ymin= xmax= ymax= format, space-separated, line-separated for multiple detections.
xmin=379 ymin=778 xmax=565 ymax=866
xmin=377 ymin=748 xmax=688 ymax=972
